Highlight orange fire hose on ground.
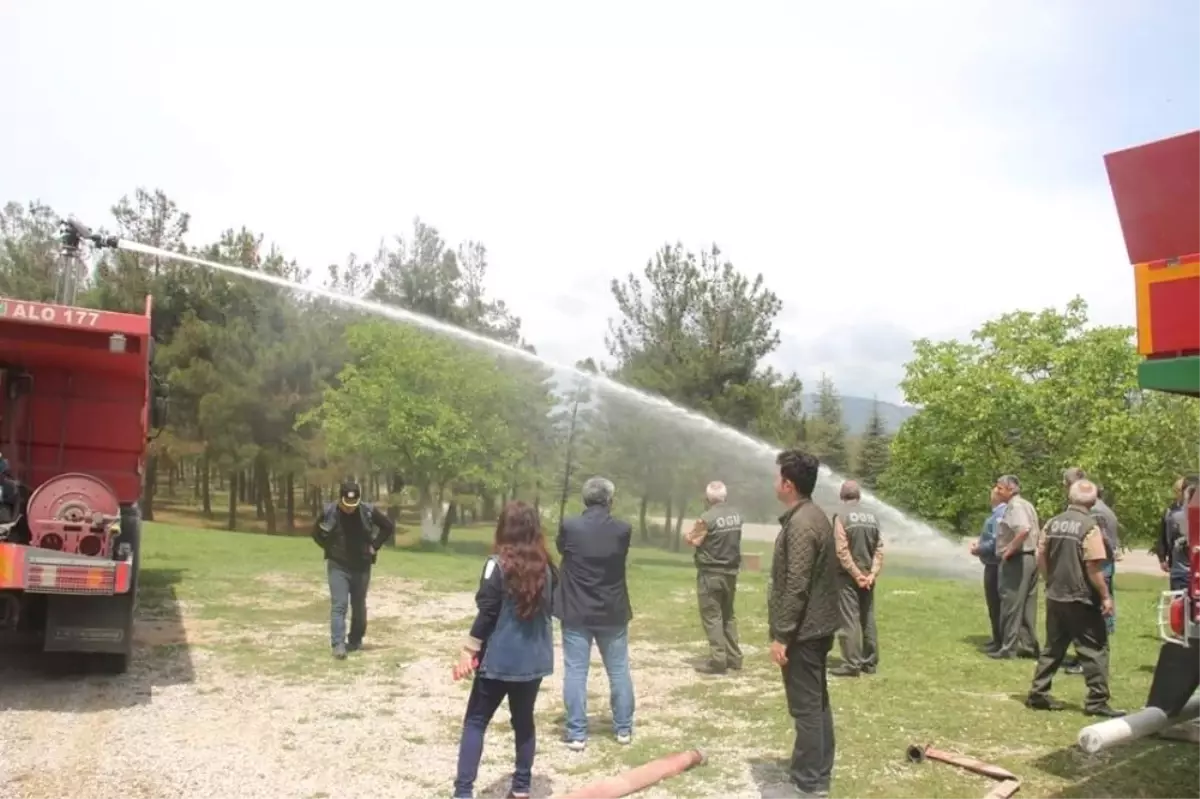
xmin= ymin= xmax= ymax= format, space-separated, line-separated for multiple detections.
xmin=906 ymin=743 xmax=1021 ymax=798
xmin=554 ymin=748 xmax=706 ymax=798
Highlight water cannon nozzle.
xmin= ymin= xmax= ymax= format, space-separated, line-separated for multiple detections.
xmin=58 ymin=217 xmax=117 ymax=251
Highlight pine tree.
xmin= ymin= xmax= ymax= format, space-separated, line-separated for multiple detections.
xmin=809 ymin=374 xmax=849 ymax=473
xmin=856 ymin=397 xmax=892 ymax=489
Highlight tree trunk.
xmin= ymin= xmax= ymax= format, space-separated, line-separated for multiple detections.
xmin=256 ymin=453 xmax=276 ymax=533
xmin=638 ymin=494 xmax=649 ymax=543
xmin=285 ymin=472 xmax=295 ymax=532
xmin=166 ymin=458 xmax=176 ymax=497
xmin=227 ymin=471 xmax=239 ymax=531
xmin=254 ymin=464 xmax=265 ymax=520
xmin=201 ymin=452 xmax=212 ymax=517
xmin=418 ymin=482 xmax=439 ymax=543
xmin=533 ymin=455 xmax=541 ymax=512
xmin=193 ymin=459 xmax=201 ymax=501
xmin=141 ymin=454 xmax=157 ymax=521
xmin=238 ymin=470 xmax=248 ymax=503
xmin=663 ymin=498 xmax=673 ymax=548
xmin=439 ymin=500 xmax=457 ymax=545
xmin=673 ymin=502 xmax=687 ymax=552
xmin=482 ymin=493 xmax=497 ymax=521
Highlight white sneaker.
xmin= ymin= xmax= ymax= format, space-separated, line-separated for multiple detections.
xmin=566 ymin=739 xmax=586 ymax=752
xmin=616 ymin=733 xmax=632 ymax=745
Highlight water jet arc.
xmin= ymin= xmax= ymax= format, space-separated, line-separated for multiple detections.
xmin=112 ymin=238 xmax=973 ymax=572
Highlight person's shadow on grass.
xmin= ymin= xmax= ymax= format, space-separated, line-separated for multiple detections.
xmin=749 ymin=757 xmax=800 ymax=799
xmin=478 ymin=773 xmax=554 ymax=798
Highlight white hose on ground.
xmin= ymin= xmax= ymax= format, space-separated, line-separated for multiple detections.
xmin=1077 ymin=694 xmax=1200 ymax=754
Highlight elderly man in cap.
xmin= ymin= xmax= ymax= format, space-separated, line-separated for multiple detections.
xmin=312 ymin=480 xmax=396 ymax=659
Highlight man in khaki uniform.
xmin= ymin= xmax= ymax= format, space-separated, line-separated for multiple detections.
xmin=685 ymin=480 xmax=744 ymax=674
xmin=991 ymin=474 xmax=1041 ymax=659
xmin=829 ymin=480 xmax=883 ymax=678
xmin=1026 ymin=479 xmax=1124 ymax=717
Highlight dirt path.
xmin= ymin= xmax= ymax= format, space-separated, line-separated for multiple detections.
xmin=0 ymin=576 xmax=780 ymax=799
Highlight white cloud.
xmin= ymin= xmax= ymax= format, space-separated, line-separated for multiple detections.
xmin=0 ymin=1 xmax=1143 ymax=404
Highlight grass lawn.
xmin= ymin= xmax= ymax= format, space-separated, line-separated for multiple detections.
xmin=136 ymin=520 xmax=1198 ymax=798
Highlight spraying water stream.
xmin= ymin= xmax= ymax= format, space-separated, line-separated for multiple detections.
xmin=117 ymin=239 xmax=976 ymax=578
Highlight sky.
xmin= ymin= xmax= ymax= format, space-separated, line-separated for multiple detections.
xmin=1 ymin=1 xmax=1197 ymax=404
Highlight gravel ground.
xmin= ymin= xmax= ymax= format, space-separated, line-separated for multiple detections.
xmin=0 ymin=578 xmax=779 ymax=799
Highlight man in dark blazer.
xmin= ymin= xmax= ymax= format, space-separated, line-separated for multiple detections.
xmin=556 ymin=475 xmax=635 ymax=751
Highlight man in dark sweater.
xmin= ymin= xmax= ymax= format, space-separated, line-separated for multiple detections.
xmin=768 ymin=449 xmax=842 ymax=798
xmin=556 ymin=475 xmax=635 ymax=751
xmin=312 ymin=480 xmax=396 ymax=659
xmin=1158 ymin=476 xmax=1198 ymax=591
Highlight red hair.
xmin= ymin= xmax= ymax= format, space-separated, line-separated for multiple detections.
xmin=493 ymin=501 xmax=551 ymax=620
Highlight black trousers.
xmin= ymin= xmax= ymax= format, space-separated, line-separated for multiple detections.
xmin=983 ymin=563 xmax=1001 ymax=647
xmin=781 ymin=635 xmax=836 ymax=793
xmin=1029 ymin=600 xmax=1110 ymax=711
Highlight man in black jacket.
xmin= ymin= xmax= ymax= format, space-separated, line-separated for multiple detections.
xmin=1158 ymin=476 xmax=1198 ymax=591
xmin=556 ymin=475 xmax=634 ymax=751
xmin=313 ymin=480 xmax=396 ymax=659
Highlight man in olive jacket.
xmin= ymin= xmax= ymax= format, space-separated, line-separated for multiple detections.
xmin=768 ymin=449 xmax=842 ymax=798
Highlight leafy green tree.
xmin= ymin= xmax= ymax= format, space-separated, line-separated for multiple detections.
xmin=302 ymin=320 xmax=546 ymax=543
xmin=879 ymin=297 xmax=1199 ymax=540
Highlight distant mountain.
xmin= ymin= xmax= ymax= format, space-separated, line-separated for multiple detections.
xmin=802 ymin=393 xmax=917 ymax=435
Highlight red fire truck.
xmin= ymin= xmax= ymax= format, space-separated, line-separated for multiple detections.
xmin=0 ymin=220 xmax=166 ymax=674
xmin=1103 ymin=130 xmax=1200 ymax=715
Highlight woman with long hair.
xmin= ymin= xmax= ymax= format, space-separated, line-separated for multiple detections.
xmin=452 ymin=500 xmax=556 ymax=799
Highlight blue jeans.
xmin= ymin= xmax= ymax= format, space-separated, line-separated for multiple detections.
xmin=561 ymin=624 xmax=635 ymax=741
xmin=327 ymin=561 xmax=371 ymax=648
xmin=1170 ymin=568 xmax=1189 ymax=592
xmin=453 ymin=676 xmax=542 ymax=798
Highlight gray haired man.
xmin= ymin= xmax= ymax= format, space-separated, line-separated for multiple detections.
xmin=1062 ymin=467 xmax=1120 ymax=673
xmin=685 ymin=480 xmax=744 ymax=675
xmin=992 ymin=474 xmax=1041 ymax=659
xmin=555 ymin=476 xmax=635 ymax=750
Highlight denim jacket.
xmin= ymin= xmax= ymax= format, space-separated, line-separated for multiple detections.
xmin=467 ymin=555 xmax=555 ymax=682
xmin=976 ymin=503 xmax=1005 ymax=566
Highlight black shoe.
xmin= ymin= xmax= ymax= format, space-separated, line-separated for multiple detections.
xmin=332 ymin=643 xmax=347 ymax=660
xmin=1064 ymin=661 xmax=1082 ymax=675
xmin=829 ymin=666 xmax=860 ymax=677
xmin=347 ymin=641 xmax=362 ymax=653
xmin=988 ymin=649 xmax=1016 ymax=660
xmin=1025 ymin=695 xmax=1065 ymax=711
xmin=1084 ymin=705 xmax=1126 ymax=718
xmin=861 ymin=665 xmax=877 ymax=675
xmin=728 ymin=660 xmax=743 ymax=671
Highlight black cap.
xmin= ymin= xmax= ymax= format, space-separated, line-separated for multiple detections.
xmin=339 ymin=481 xmax=362 ymax=508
